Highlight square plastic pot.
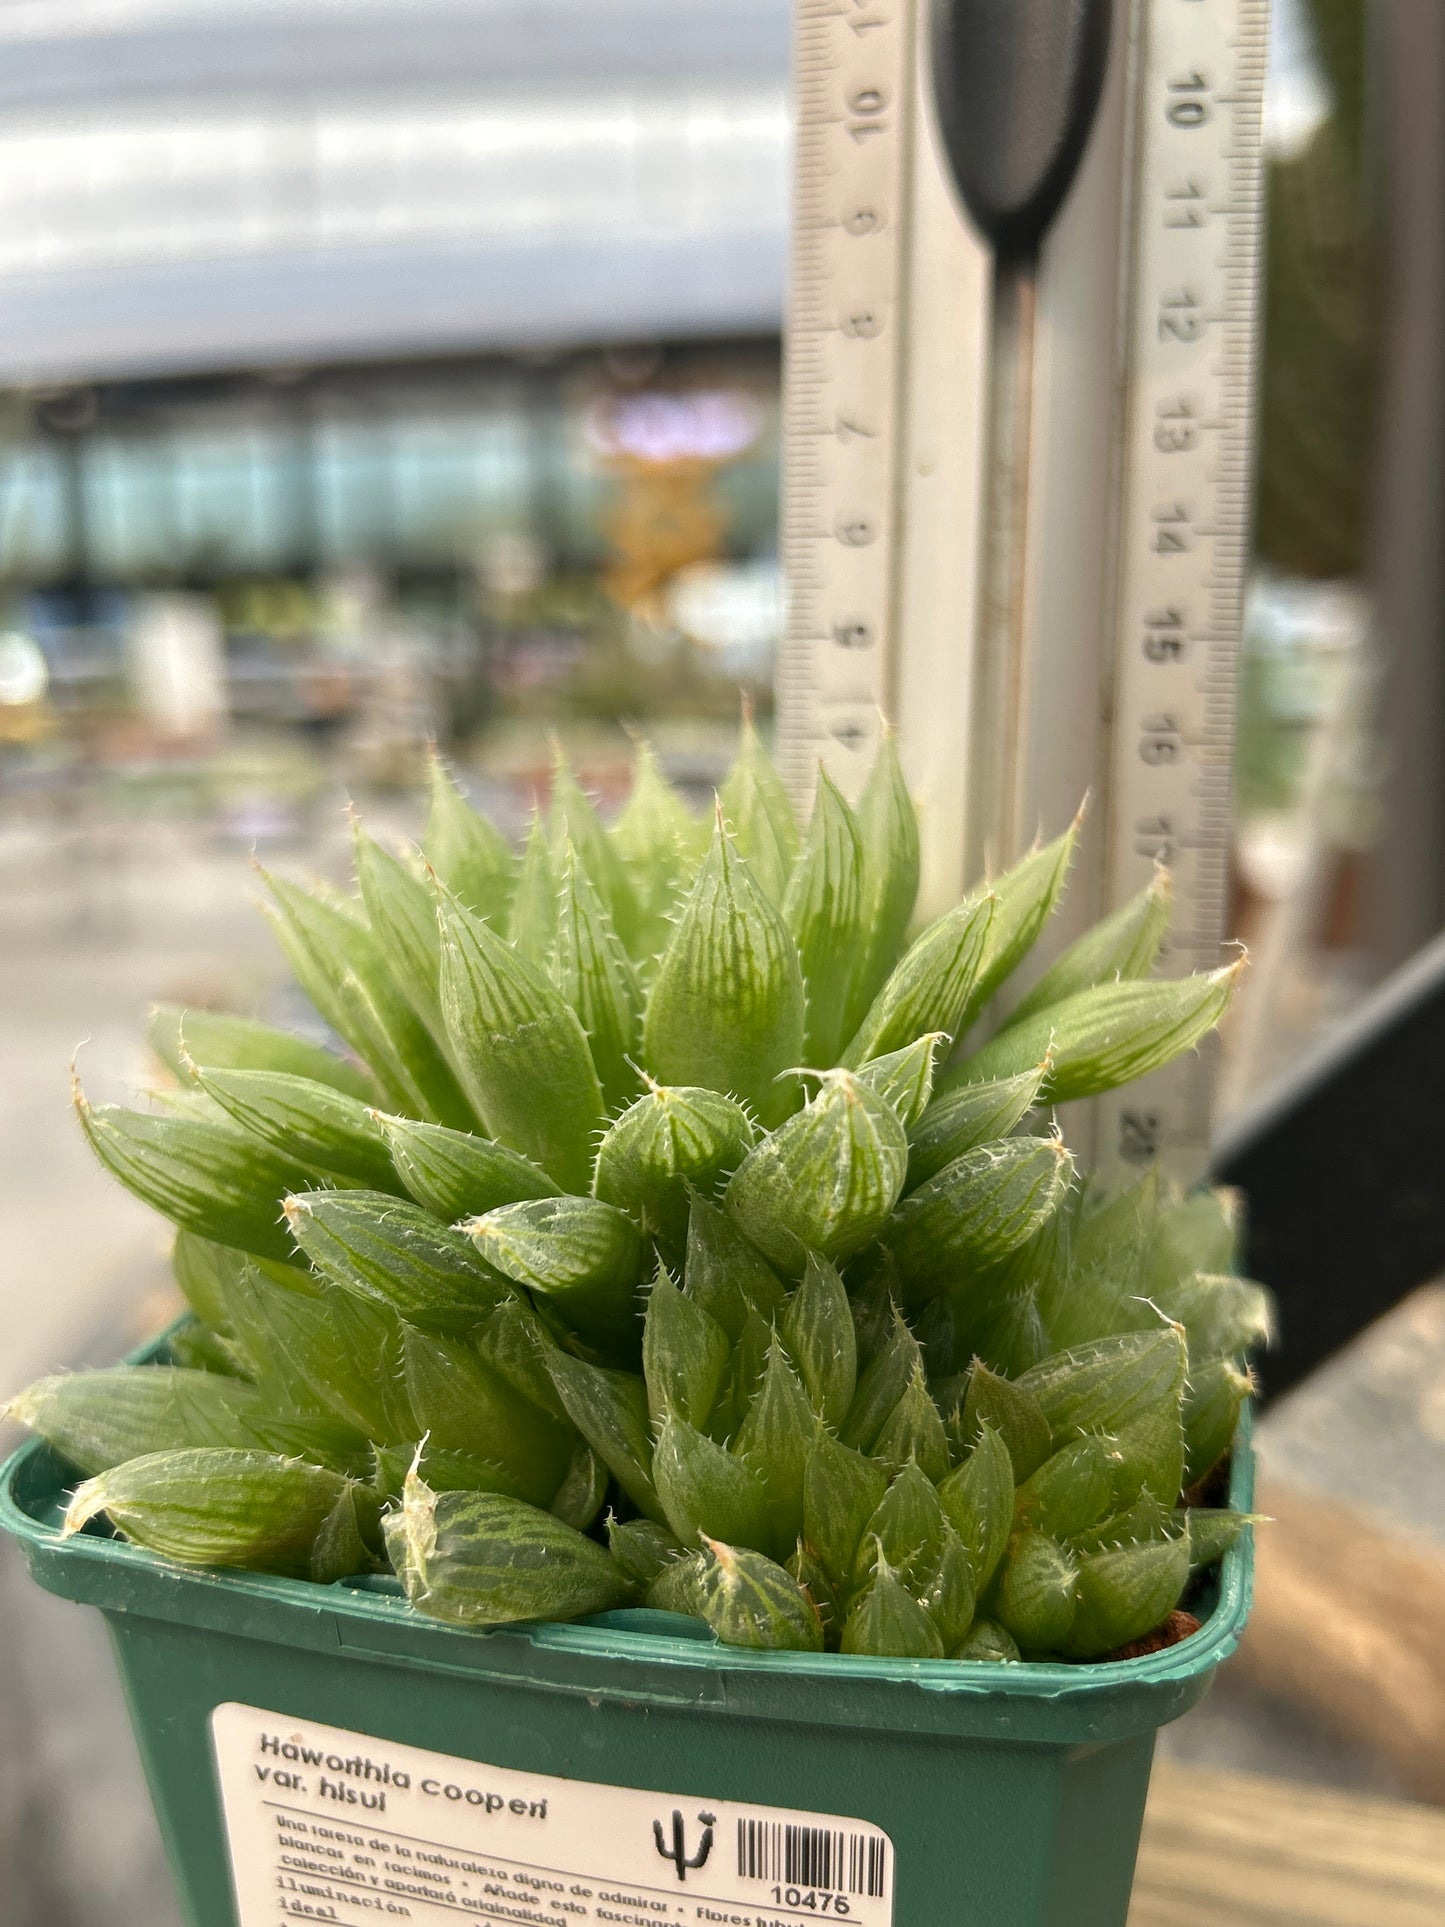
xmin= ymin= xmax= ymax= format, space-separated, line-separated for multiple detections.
xmin=0 ymin=1333 xmax=1255 ymax=1927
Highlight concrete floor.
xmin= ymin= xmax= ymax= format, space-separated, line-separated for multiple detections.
xmin=2 ymin=794 xmax=1443 ymax=1923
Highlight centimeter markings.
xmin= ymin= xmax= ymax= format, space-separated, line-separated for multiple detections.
xmin=776 ymin=0 xmax=913 ymax=799
xmin=777 ymin=0 xmax=1269 ymax=1175
xmin=1095 ymin=0 xmax=1270 ymax=1178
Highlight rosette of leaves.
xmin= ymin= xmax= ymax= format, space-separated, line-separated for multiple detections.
xmin=9 ymin=723 xmax=1264 ymax=1662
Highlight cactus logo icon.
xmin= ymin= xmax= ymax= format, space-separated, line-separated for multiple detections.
xmin=653 ymin=1808 xmax=716 ymax=1881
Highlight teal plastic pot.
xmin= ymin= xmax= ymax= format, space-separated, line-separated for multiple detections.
xmin=0 ymin=1338 xmax=1255 ymax=1927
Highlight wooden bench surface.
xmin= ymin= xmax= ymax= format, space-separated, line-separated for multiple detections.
xmin=1130 ymin=1762 xmax=1445 ymax=1927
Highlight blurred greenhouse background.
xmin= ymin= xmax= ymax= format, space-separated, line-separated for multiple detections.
xmin=3 ymin=1 xmax=1445 ymax=1922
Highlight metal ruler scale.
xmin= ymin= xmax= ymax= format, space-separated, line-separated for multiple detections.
xmin=777 ymin=0 xmax=1271 ymax=1180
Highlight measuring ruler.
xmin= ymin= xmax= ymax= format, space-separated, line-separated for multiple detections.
xmin=775 ymin=0 xmax=1271 ymax=1179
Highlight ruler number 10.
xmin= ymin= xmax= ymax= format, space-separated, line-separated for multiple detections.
xmin=847 ymin=86 xmax=888 ymax=142
xmin=1166 ymin=72 xmax=1212 ymax=128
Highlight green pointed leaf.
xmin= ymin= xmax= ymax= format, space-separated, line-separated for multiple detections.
xmin=841 ymin=1550 xmax=944 ymax=1658
xmin=697 ymin=1537 xmax=824 ymax=1651
xmin=473 ymin=1294 xmax=573 ymax=1424
xmin=543 ymin=1349 xmax=662 ymax=1523
xmin=1015 ymin=1329 xmax=1187 ymax=1441
xmin=960 ymin=822 xmax=1080 ymax=1035
xmin=466 ymin=1197 xmax=644 ymax=1351
xmin=423 ymin=754 xmax=515 ymax=925
xmin=611 ymin=739 xmax=703 ymax=965
xmin=148 ymin=1004 xmax=374 ymax=1104
xmin=549 ymin=750 xmax=643 ymax=953
xmin=642 ymin=1266 xmax=730 ymax=1430
xmin=801 ymin=1427 xmax=889 ymax=1589
xmin=843 ymin=732 xmax=921 ymax=1038
xmin=607 ymin=1515 xmax=687 ymax=1587
xmin=1181 ymin=1506 xmax=1258 ymax=1572
xmin=917 ymin=1523 xmax=976 ymax=1648
xmin=839 ymin=1312 xmax=924 ymax=1454
xmin=310 ymin=1486 xmax=385 ymax=1582
xmin=5 ymin=1367 xmax=366 ymax=1477
xmin=165 ymin=1321 xmax=241 ymax=1377
xmin=1014 ymin=1437 xmax=1116 ymax=1541
xmin=856 ymin=1033 xmax=945 ymax=1131
xmin=725 ymin=1070 xmax=908 ymax=1277
xmin=953 ymin=1277 xmax=1052 ymax=1381
xmin=787 ymin=1543 xmax=839 ymax=1638
xmin=261 ymin=871 xmax=475 ymax=1128
xmin=992 ymin=1530 xmax=1078 ymax=1653
xmin=1068 ymin=1489 xmax=1175 ymax=1557
xmin=780 ymin=1252 xmax=856 ymax=1428
xmin=371 ymin=1443 xmax=524 ymax=1504
xmin=1147 ymin=1186 xmax=1240 ymax=1291
xmin=353 ymin=825 xmax=445 ymax=1036
xmin=1156 ymin=1271 xmax=1274 ymax=1364
xmin=438 ymin=886 xmax=604 ymax=1190
xmin=906 ymin=1060 xmax=1050 ymax=1189
xmin=842 ymin=893 xmax=997 ymax=1067
xmin=1182 ymin=1358 xmax=1252 ymax=1487
xmin=77 ymin=1084 xmax=312 ymax=1263
xmin=64 ymin=1448 xmax=357 ymax=1579
xmin=1074 ymin=1168 xmax=1160 ymax=1264
xmin=949 ymin=966 xmax=1242 ymax=1105
xmin=225 ymin=1256 xmax=417 ymax=1443
xmin=953 ymin=1619 xmax=1020 ymax=1662
xmin=285 ymin=1189 xmax=512 ymax=1331
xmin=652 ymin=1414 xmax=774 ymax=1553
xmin=594 ymin=1085 xmax=755 ymax=1254
xmin=1042 ymin=1193 xmax=1156 ymax=1354
xmin=734 ymin=1339 xmax=815 ymax=1556
xmin=937 ymin=1421 xmax=1015 ymax=1594
xmin=195 ymin=1067 xmax=401 ymax=1192
xmin=376 ymin=1114 xmax=561 ymax=1221
xmin=1063 ymin=1535 xmax=1190 ymax=1659
xmin=386 ymin=1475 xmax=631 ymax=1627
xmin=719 ymin=710 xmax=799 ymax=899
xmin=883 ymin=1137 xmax=1074 ymax=1304
xmin=548 ymin=1443 xmax=609 ymax=1531
xmin=782 ymin=767 xmax=865 ymax=1064
xmin=870 ymin=1363 xmax=950 ymax=1484
xmin=402 ymin=1328 xmax=573 ymax=1506
xmin=960 ymin=1364 xmax=1053 ymax=1482
xmin=172 ymin=1229 xmax=243 ymax=1337
xmin=708 ymin=1304 xmax=774 ymax=1445
xmin=508 ymin=813 xmax=560 ymax=968
xmin=850 ymin=1462 xmax=948 ymax=1599
xmin=1003 ymin=870 xmax=1171 ymax=1029
xmin=644 ymin=1549 xmax=708 ymax=1617
xmin=682 ymin=1191 xmax=787 ymax=1342
xmin=1106 ymin=1404 xmax=1187 ymax=1512
xmin=643 ymin=814 xmax=805 ymax=1125
xmin=551 ymin=847 xmax=643 ymax=1112
xmin=849 ymin=1262 xmax=900 ymax=1367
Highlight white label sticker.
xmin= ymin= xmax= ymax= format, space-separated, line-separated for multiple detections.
xmin=211 ymin=1702 xmax=894 ymax=1927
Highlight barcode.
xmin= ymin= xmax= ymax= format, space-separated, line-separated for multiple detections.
xmin=736 ymin=1819 xmax=887 ymax=1898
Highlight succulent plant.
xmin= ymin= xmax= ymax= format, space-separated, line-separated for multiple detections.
xmin=8 ymin=727 xmax=1266 ymax=1663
